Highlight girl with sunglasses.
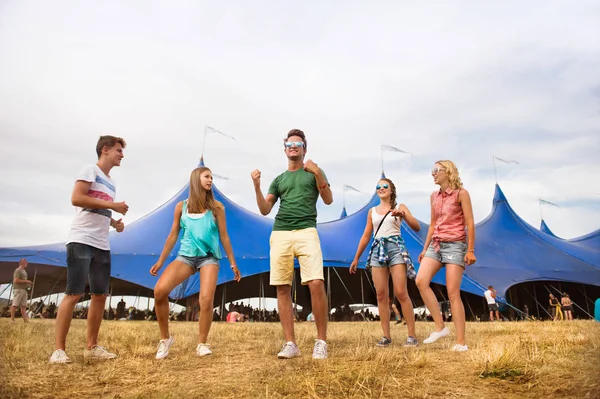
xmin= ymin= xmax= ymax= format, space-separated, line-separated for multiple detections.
xmin=149 ymin=167 xmax=241 ymax=359
xmin=416 ymin=160 xmax=476 ymax=352
xmin=350 ymin=178 xmax=421 ymax=347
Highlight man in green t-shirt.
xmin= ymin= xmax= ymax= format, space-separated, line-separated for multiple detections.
xmin=252 ymin=129 xmax=333 ymax=360
xmin=11 ymin=258 xmax=32 ymax=322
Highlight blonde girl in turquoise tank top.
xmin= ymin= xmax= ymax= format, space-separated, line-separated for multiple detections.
xmin=149 ymin=167 xmax=241 ymax=360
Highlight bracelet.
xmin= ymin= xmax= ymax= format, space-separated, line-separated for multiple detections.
xmin=230 ymin=264 xmax=237 ymax=270
xmin=467 ymin=249 xmax=475 ymax=253
xmin=319 ymin=183 xmax=328 ymax=190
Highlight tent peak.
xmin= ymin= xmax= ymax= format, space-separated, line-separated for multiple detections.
xmin=493 ymin=184 xmax=507 ymax=203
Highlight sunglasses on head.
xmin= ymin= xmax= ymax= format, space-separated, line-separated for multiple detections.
xmin=376 ymin=184 xmax=389 ymax=190
xmin=285 ymin=141 xmax=305 ymax=148
xmin=432 ymin=167 xmax=446 ymax=174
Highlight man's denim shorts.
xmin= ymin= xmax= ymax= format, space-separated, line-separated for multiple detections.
xmin=66 ymin=242 xmax=111 ymax=295
xmin=424 ymin=241 xmax=467 ymax=267
xmin=176 ymin=254 xmax=219 ymax=270
xmin=369 ymin=240 xmax=407 ymax=268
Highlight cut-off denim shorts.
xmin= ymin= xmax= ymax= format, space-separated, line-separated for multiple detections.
xmin=65 ymin=242 xmax=111 ymax=295
xmin=424 ymin=241 xmax=467 ymax=268
xmin=176 ymin=254 xmax=220 ymax=270
xmin=369 ymin=240 xmax=407 ymax=268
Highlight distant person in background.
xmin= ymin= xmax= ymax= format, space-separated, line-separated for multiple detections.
xmin=11 ymin=259 xmax=32 ymax=323
xmin=484 ymin=286 xmax=500 ymax=321
xmin=549 ymin=294 xmax=563 ymax=321
xmin=561 ymin=293 xmax=573 ymax=321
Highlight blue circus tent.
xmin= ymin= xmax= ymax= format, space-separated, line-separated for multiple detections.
xmin=540 ymin=220 xmax=600 ymax=253
xmin=2 ymin=160 xmax=599 ymax=309
xmin=464 ymin=185 xmax=600 ymax=301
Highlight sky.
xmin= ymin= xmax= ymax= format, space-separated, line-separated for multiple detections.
xmin=1 ymin=0 xmax=599 ymax=255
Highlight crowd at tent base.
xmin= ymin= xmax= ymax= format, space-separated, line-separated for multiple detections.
xmin=2 ymin=160 xmax=599 ymax=322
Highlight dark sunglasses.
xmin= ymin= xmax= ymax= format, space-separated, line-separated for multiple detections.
xmin=376 ymin=184 xmax=389 ymax=190
xmin=284 ymin=141 xmax=305 ymax=148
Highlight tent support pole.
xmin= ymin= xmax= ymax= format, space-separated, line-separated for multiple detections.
xmin=360 ymin=272 xmax=365 ymax=307
xmin=524 ymin=286 xmax=552 ymax=318
xmin=28 ymin=268 xmax=38 ymax=309
xmin=533 ymin=284 xmax=540 ymax=319
xmin=582 ymin=284 xmax=591 ymax=316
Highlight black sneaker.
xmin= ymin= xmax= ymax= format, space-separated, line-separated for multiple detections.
xmin=376 ymin=337 xmax=392 ymax=347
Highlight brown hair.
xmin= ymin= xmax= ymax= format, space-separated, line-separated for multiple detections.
xmin=379 ymin=178 xmax=397 ymax=209
xmin=96 ymin=135 xmax=126 ymax=159
xmin=187 ymin=167 xmax=223 ymax=214
xmin=283 ymin=129 xmax=307 ymax=150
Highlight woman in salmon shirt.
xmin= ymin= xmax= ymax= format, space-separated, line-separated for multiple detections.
xmin=415 ymin=160 xmax=476 ymax=352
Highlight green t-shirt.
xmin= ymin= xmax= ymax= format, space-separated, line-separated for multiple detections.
xmin=13 ymin=268 xmax=28 ymax=290
xmin=269 ymin=168 xmax=328 ymax=231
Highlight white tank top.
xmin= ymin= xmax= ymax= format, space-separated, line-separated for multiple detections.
xmin=371 ymin=205 xmax=401 ymax=238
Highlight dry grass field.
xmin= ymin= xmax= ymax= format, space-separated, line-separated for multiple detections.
xmin=1 ymin=319 xmax=599 ymax=399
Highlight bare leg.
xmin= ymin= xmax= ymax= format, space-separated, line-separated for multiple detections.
xmin=495 ymin=310 xmax=500 ymax=321
xmin=198 ymin=264 xmax=219 ymax=343
xmin=20 ymin=306 xmax=29 ymax=322
xmin=86 ymin=294 xmax=108 ymax=349
xmin=371 ymin=268 xmax=391 ymax=339
xmin=10 ymin=306 xmax=16 ymax=321
xmin=277 ymin=285 xmax=295 ymax=343
xmin=55 ymin=294 xmax=81 ymax=350
xmin=415 ymin=258 xmax=444 ymax=331
xmin=307 ymin=280 xmax=328 ymax=341
xmin=154 ymin=261 xmax=195 ymax=340
xmin=489 ymin=310 xmax=494 ymax=321
xmin=446 ymin=264 xmax=466 ymax=345
xmin=390 ymin=264 xmax=416 ymax=338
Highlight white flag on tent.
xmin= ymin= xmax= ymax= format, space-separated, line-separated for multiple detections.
xmin=205 ymin=125 xmax=236 ymax=140
xmin=381 ymin=144 xmax=412 ymax=155
xmin=344 ymin=184 xmax=363 ymax=193
xmin=539 ymin=199 xmax=559 ymax=207
xmin=494 ymin=156 xmax=519 ymax=164
xmin=212 ymin=173 xmax=230 ymax=181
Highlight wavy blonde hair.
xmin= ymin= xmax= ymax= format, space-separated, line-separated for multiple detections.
xmin=435 ymin=160 xmax=463 ymax=190
xmin=187 ymin=167 xmax=223 ymax=214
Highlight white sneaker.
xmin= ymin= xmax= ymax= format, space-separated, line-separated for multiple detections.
xmin=277 ymin=342 xmax=301 ymax=359
xmin=83 ymin=345 xmax=117 ymax=361
xmin=423 ymin=327 xmax=450 ymax=344
xmin=49 ymin=349 xmax=72 ymax=364
xmin=155 ymin=336 xmax=175 ymax=359
xmin=451 ymin=344 xmax=469 ymax=352
xmin=196 ymin=343 xmax=212 ymax=357
xmin=312 ymin=339 xmax=328 ymax=360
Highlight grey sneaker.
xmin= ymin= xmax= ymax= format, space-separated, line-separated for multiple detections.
xmin=277 ymin=342 xmax=301 ymax=359
xmin=376 ymin=337 xmax=392 ymax=347
xmin=83 ymin=345 xmax=117 ymax=361
xmin=155 ymin=336 xmax=175 ymax=359
xmin=49 ymin=349 xmax=72 ymax=364
xmin=312 ymin=339 xmax=328 ymax=359
xmin=404 ymin=336 xmax=419 ymax=347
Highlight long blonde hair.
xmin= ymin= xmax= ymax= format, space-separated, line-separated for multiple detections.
xmin=187 ymin=167 xmax=223 ymax=214
xmin=435 ymin=160 xmax=463 ymax=190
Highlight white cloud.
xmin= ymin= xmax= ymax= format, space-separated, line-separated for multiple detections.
xmin=0 ymin=0 xmax=599 ymax=247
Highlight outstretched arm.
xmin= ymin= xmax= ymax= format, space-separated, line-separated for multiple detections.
xmin=214 ymin=207 xmax=241 ymax=282
xmin=149 ymin=202 xmax=183 ymax=275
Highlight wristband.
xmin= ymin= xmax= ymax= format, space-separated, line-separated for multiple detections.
xmin=230 ymin=264 xmax=237 ymax=270
xmin=319 ymin=183 xmax=328 ymax=190
xmin=467 ymin=249 xmax=475 ymax=253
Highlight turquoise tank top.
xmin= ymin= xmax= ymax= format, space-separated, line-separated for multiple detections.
xmin=178 ymin=200 xmax=222 ymax=259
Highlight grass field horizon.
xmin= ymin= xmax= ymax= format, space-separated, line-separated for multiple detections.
xmin=1 ymin=319 xmax=599 ymax=399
